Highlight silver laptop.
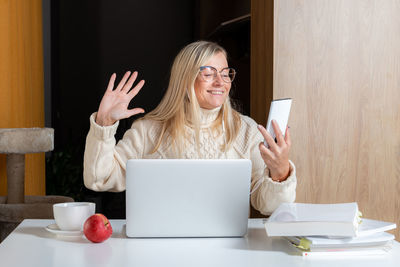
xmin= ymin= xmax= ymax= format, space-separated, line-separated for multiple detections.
xmin=125 ymin=159 xmax=251 ymax=238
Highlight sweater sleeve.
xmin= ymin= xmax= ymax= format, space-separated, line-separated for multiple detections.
xmin=242 ymin=117 xmax=297 ymax=215
xmin=83 ymin=113 xmax=146 ymax=192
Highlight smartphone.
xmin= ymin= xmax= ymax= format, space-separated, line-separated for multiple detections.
xmin=264 ymin=98 xmax=292 ymax=147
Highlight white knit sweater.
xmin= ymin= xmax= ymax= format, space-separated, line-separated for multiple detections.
xmin=83 ymin=107 xmax=296 ymax=215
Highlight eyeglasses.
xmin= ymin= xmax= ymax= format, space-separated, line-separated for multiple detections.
xmin=198 ymin=66 xmax=236 ymax=83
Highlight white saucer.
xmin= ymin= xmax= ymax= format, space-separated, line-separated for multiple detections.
xmin=45 ymin=223 xmax=83 ymax=237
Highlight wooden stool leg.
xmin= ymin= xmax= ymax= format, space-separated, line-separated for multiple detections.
xmin=6 ymin=154 xmax=25 ymax=204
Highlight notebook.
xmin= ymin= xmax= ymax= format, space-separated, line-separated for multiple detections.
xmin=265 ymin=202 xmax=361 ymax=237
xmin=356 ymin=218 xmax=397 ymax=237
xmin=284 ymin=219 xmax=397 ymax=257
xmin=125 ymin=159 xmax=252 ymax=238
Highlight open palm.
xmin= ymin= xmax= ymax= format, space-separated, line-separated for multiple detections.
xmin=96 ymin=71 xmax=145 ymax=126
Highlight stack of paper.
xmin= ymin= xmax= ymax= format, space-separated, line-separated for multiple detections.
xmin=264 ymin=203 xmax=397 ymax=257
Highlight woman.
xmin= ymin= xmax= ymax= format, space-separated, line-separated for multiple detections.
xmin=84 ymin=41 xmax=296 ymax=215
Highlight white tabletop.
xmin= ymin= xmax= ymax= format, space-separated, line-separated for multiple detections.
xmin=1 ymin=219 xmax=400 ymax=267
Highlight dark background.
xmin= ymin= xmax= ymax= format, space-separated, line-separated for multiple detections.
xmin=46 ymin=0 xmax=250 ymax=218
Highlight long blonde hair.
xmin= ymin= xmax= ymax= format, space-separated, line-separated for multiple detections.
xmin=144 ymin=41 xmax=241 ymax=155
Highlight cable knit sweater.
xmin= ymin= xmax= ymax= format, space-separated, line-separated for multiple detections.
xmin=83 ymin=107 xmax=296 ymax=215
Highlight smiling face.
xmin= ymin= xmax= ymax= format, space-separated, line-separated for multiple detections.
xmin=194 ymin=52 xmax=231 ymax=110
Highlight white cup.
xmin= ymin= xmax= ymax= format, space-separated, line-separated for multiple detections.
xmin=53 ymin=202 xmax=95 ymax=231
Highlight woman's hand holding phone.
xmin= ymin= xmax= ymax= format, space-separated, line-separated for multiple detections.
xmin=257 ymin=98 xmax=292 ymax=182
xmin=258 ymin=121 xmax=291 ymax=182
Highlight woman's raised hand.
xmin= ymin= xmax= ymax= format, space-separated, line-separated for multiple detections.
xmin=96 ymin=71 xmax=145 ymax=126
xmin=257 ymin=121 xmax=291 ymax=182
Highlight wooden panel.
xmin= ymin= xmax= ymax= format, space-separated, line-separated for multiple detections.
xmin=249 ymin=0 xmax=274 ymax=218
xmin=0 ymin=0 xmax=45 ymax=196
xmin=250 ymin=0 xmax=274 ymax=125
xmin=274 ymin=0 xmax=400 ymax=238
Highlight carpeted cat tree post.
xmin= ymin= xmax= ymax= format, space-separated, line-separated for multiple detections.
xmin=0 ymin=128 xmax=74 ymax=242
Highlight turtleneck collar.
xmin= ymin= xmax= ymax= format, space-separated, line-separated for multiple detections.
xmin=186 ymin=106 xmax=222 ymax=128
xmin=200 ymin=106 xmax=222 ymax=124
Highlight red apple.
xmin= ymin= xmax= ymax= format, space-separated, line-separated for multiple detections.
xmin=83 ymin=213 xmax=113 ymax=243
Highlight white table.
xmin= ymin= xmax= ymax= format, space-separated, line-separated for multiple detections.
xmin=1 ymin=219 xmax=399 ymax=267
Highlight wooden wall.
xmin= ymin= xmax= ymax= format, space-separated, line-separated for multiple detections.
xmin=0 ymin=0 xmax=45 ymax=196
xmin=251 ymin=0 xmax=400 ymax=238
xmin=250 ymin=0 xmax=274 ymax=125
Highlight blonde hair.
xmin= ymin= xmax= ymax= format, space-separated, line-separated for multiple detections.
xmin=144 ymin=41 xmax=241 ymax=155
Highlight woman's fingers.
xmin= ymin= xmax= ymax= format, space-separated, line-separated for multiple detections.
xmin=285 ymin=126 xmax=291 ymax=148
xmin=259 ymin=142 xmax=275 ymax=161
xmin=271 ymin=120 xmax=285 ymax=146
xmin=121 ymin=71 xmax=138 ymax=93
xmin=106 ymin=73 xmax=116 ymax=91
xmin=115 ymin=71 xmax=131 ymax=91
xmin=127 ymin=107 xmax=145 ymax=118
xmin=257 ymin=125 xmax=279 ymax=153
xmin=128 ymin=79 xmax=145 ymax=99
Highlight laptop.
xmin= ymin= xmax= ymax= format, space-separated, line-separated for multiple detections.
xmin=125 ymin=159 xmax=252 ymax=238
